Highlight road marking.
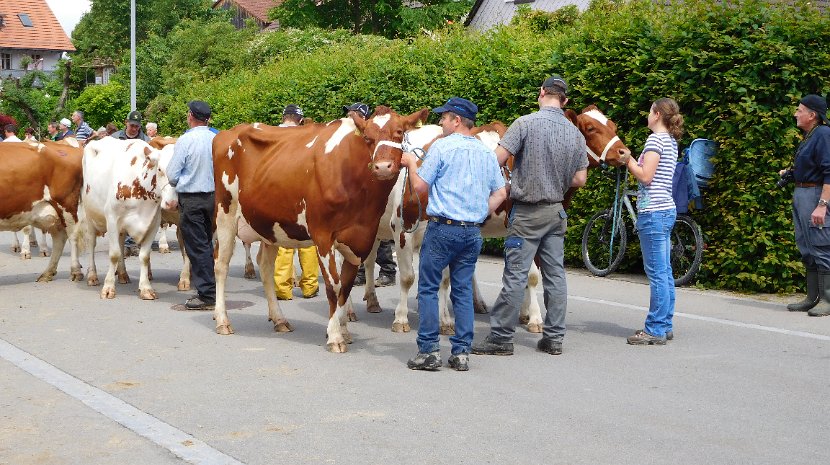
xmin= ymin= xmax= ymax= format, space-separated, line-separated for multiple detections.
xmin=477 ymin=281 xmax=830 ymax=342
xmin=0 ymin=338 xmax=245 ymax=465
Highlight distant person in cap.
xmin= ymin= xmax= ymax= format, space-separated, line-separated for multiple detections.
xmin=345 ymin=102 xmax=397 ymax=289
xmin=783 ymin=94 xmax=830 ymax=317
xmin=112 ymin=110 xmax=151 ymax=142
xmin=57 ymin=118 xmax=75 ymax=141
xmin=146 ymin=122 xmax=158 ymax=138
xmin=400 ymin=96 xmax=506 ymax=372
xmin=472 ymin=74 xmax=587 ymax=358
xmin=166 ymin=100 xmax=217 ymax=310
xmin=273 ymin=104 xmax=320 ymax=300
xmin=71 ymin=110 xmax=94 ymax=144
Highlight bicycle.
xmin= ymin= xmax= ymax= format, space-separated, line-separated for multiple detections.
xmin=581 ymin=167 xmax=704 ymax=287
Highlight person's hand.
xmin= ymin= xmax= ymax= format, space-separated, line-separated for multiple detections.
xmin=812 ymin=205 xmax=827 ymax=227
xmin=401 ymin=152 xmax=417 ymax=169
xmin=779 ymin=169 xmax=788 ymax=177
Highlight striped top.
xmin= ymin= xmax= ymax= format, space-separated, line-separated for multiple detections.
xmin=418 ymin=133 xmax=505 ymax=223
xmin=636 ymin=132 xmax=677 ymax=212
xmin=75 ymin=121 xmax=94 ymax=141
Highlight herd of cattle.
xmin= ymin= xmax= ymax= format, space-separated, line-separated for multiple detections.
xmin=0 ymin=105 xmax=631 ymax=352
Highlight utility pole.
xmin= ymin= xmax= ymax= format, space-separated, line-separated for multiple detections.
xmin=130 ymin=0 xmax=136 ymax=111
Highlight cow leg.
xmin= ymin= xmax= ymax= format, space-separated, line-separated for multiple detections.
xmin=213 ymin=210 xmax=238 ymax=335
xmin=85 ymin=222 xmax=100 ymax=286
xmin=472 ymin=276 xmax=489 ymax=314
xmin=439 ymin=267 xmax=455 ymax=335
xmin=37 ymin=228 xmax=50 ymax=257
xmin=392 ymin=231 xmax=417 ymax=333
xmin=68 ymin=224 xmax=84 ymax=282
xmin=137 ymin=232 xmax=157 ymax=300
xmin=11 ymin=231 xmax=21 ymax=253
xmin=319 ymin=252 xmax=358 ymax=353
xmin=27 ymin=226 xmax=37 ymax=248
xmin=175 ymin=226 xmax=191 ymax=291
xmin=363 ymin=240 xmax=381 ymax=314
xmin=242 ymin=241 xmax=257 ymax=279
xmin=101 ymin=230 xmax=122 ymax=299
xmin=18 ymin=226 xmax=32 ymax=260
xmin=115 ymin=232 xmax=131 ymax=284
xmin=36 ymin=228 xmax=67 ymax=283
xmin=259 ymin=243 xmax=292 ymax=332
xmin=157 ymin=225 xmax=170 ymax=253
xmin=519 ymin=260 xmax=544 ymax=333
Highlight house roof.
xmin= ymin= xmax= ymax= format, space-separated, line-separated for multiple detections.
xmin=213 ymin=0 xmax=283 ymax=23
xmin=0 ymin=0 xmax=75 ymax=52
xmin=465 ymin=0 xmax=592 ymax=30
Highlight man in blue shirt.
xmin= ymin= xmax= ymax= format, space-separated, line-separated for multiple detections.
xmin=71 ymin=110 xmax=94 ymax=144
xmin=400 ymin=97 xmax=507 ymax=371
xmin=166 ymin=100 xmax=217 ymax=310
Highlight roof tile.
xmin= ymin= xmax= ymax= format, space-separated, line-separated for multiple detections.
xmin=0 ymin=0 xmax=75 ymax=52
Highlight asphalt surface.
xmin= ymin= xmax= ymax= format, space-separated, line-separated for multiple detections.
xmin=1 ymin=230 xmax=828 ymax=465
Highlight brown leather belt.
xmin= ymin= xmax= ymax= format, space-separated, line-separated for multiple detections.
xmin=795 ymin=182 xmax=822 ymax=188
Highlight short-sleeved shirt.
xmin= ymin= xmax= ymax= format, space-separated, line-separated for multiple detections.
xmin=55 ymin=130 xmax=74 ymax=141
xmin=166 ymin=125 xmax=216 ymax=194
xmin=636 ymin=132 xmax=678 ymax=212
xmin=418 ymin=133 xmax=505 ymax=223
xmin=75 ymin=121 xmax=93 ymax=141
xmin=499 ymin=107 xmax=588 ymax=203
xmin=793 ymin=125 xmax=830 ymax=184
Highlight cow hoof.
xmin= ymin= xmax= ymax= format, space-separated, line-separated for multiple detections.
xmin=11 ymin=245 xmax=20 ymax=253
xmin=101 ymin=287 xmax=116 ymax=299
xmin=392 ymin=322 xmax=410 ymax=333
xmin=326 ymin=341 xmax=348 ymax=353
xmin=474 ymin=302 xmax=489 ymax=314
xmin=139 ymin=289 xmax=157 ymax=300
xmin=366 ymin=302 xmax=382 ymax=313
xmin=243 ymin=267 xmax=256 ymax=280
xmin=526 ymin=322 xmax=543 ymax=333
xmin=117 ymin=273 xmax=130 ymax=284
xmin=70 ymin=268 xmax=84 ymax=282
xmin=347 ymin=311 xmax=358 ymax=322
xmin=216 ymin=324 xmax=235 ymax=335
xmin=36 ymin=272 xmax=55 ymax=283
xmin=518 ymin=315 xmax=530 ymax=324
xmin=159 ymin=246 xmax=170 ymax=254
xmin=440 ymin=324 xmax=456 ymax=336
xmin=87 ymin=276 xmax=99 ymax=286
xmin=272 ymin=320 xmax=293 ymax=333
xmin=177 ymin=280 xmax=191 ymax=291
xmin=40 ymin=250 xmax=50 ymax=257
xmin=20 ymin=252 xmax=31 ymax=260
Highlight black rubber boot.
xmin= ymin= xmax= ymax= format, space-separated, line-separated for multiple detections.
xmin=788 ymin=269 xmax=820 ymax=312
xmin=808 ymin=270 xmax=830 ymax=317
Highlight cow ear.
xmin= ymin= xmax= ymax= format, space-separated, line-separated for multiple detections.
xmin=351 ymin=112 xmax=368 ymax=134
xmin=581 ymin=104 xmax=599 ymax=114
xmin=564 ymin=109 xmax=579 ymax=126
xmin=405 ymin=108 xmax=430 ymax=130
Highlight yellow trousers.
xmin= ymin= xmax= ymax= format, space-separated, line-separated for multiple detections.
xmin=274 ymin=246 xmax=319 ymax=299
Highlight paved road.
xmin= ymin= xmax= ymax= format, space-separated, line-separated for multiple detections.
xmin=1 ymin=232 xmax=828 ymax=465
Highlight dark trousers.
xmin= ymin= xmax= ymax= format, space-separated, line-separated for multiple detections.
xmin=358 ymin=239 xmax=396 ymax=277
xmin=179 ymin=192 xmax=216 ymax=301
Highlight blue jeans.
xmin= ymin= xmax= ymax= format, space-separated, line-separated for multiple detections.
xmin=416 ymin=221 xmax=483 ymax=355
xmin=637 ymin=209 xmax=677 ymax=337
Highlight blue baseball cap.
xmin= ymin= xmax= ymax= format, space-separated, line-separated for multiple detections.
xmin=432 ymin=97 xmax=478 ymax=122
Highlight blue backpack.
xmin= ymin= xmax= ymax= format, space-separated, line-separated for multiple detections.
xmin=684 ymin=138 xmax=717 ymax=189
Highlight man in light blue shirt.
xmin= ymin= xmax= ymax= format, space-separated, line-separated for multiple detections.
xmin=166 ymin=100 xmax=217 ymax=310
xmin=400 ymin=97 xmax=507 ymax=371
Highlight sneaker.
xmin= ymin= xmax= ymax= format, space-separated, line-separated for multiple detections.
xmin=626 ymin=329 xmax=667 ymax=345
xmin=447 ymin=353 xmax=469 ymax=371
xmin=536 ymin=337 xmax=563 ymax=355
xmin=185 ymin=296 xmax=215 ymax=311
xmin=471 ymin=335 xmax=514 ymax=356
xmin=353 ymin=274 xmax=366 ymax=286
xmin=407 ymin=351 xmax=441 ymax=371
xmin=376 ymin=274 xmax=395 ymax=287
xmin=666 ymin=330 xmax=674 ymax=341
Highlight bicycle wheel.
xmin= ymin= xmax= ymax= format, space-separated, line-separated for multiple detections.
xmin=671 ymin=214 xmax=704 ymax=286
xmin=582 ymin=209 xmax=627 ymax=277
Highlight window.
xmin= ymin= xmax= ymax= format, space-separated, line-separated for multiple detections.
xmin=0 ymin=53 xmax=10 ymax=70
xmin=18 ymin=13 xmax=33 ymax=27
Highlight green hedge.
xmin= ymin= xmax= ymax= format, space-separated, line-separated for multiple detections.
xmin=142 ymin=0 xmax=830 ymax=293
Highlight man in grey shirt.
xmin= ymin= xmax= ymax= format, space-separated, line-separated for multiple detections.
xmin=112 ymin=111 xmax=151 ymax=142
xmin=472 ymin=74 xmax=588 ymax=357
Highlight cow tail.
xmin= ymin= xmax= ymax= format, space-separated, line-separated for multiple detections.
xmin=72 ymin=207 xmax=88 ymax=255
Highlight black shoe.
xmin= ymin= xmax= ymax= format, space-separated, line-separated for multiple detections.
xmin=626 ymin=329 xmax=667 ymax=345
xmin=376 ymin=274 xmax=395 ymax=287
xmin=303 ymin=289 xmax=319 ymax=299
xmin=185 ymin=296 xmax=215 ymax=311
xmin=353 ymin=274 xmax=366 ymax=286
xmin=448 ymin=354 xmax=469 ymax=371
xmin=666 ymin=330 xmax=674 ymax=341
xmin=407 ymin=351 xmax=441 ymax=371
xmin=471 ymin=335 xmax=514 ymax=356
xmin=151 ymin=241 xmax=160 ymax=251
xmin=536 ymin=337 xmax=563 ymax=355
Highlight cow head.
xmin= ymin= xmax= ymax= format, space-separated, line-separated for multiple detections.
xmin=155 ymin=144 xmax=179 ymax=211
xmin=565 ymin=105 xmax=631 ymax=168
xmin=352 ymin=106 xmax=430 ymax=180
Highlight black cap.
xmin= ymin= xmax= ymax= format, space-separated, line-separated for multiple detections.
xmin=282 ymin=104 xmax=304 ymax=117
xmin=126 ymin=110 xmax=142 ymax=124
xmin=542 ymin=74 xmax=568 ymax=95
xmin=432 ymin=97 xmax=478 ymax=122
xmin=800 ymin=94 xmax=829 ymax=125
xmin=188 ymin=100 xmax=211 ymax=122
xmin=343 ymin=102 xmax=370 ymax=119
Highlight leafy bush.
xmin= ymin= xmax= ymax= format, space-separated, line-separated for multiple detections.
xmin=143 ymin=0 xmax=830 ymax=293
xmin=72 ymin=82 xmax=131 ymax=129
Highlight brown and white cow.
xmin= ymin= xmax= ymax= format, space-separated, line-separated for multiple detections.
xmin=0 ymin=141 xmax=85 ymax=282
xmin=80 ymin=138 xmax=178 ymax=299
xmin=212 ymin=106 xmax=429 ymax=352
xmin=366 ymin=106 xmax=631 ymax=334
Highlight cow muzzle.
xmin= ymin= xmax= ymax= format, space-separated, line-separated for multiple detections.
xmin=370 ymin=140 xmax=403 ymax=180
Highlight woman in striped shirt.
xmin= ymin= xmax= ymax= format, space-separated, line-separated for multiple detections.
xmin=625 ymin=98 xmax=684 ymax=345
